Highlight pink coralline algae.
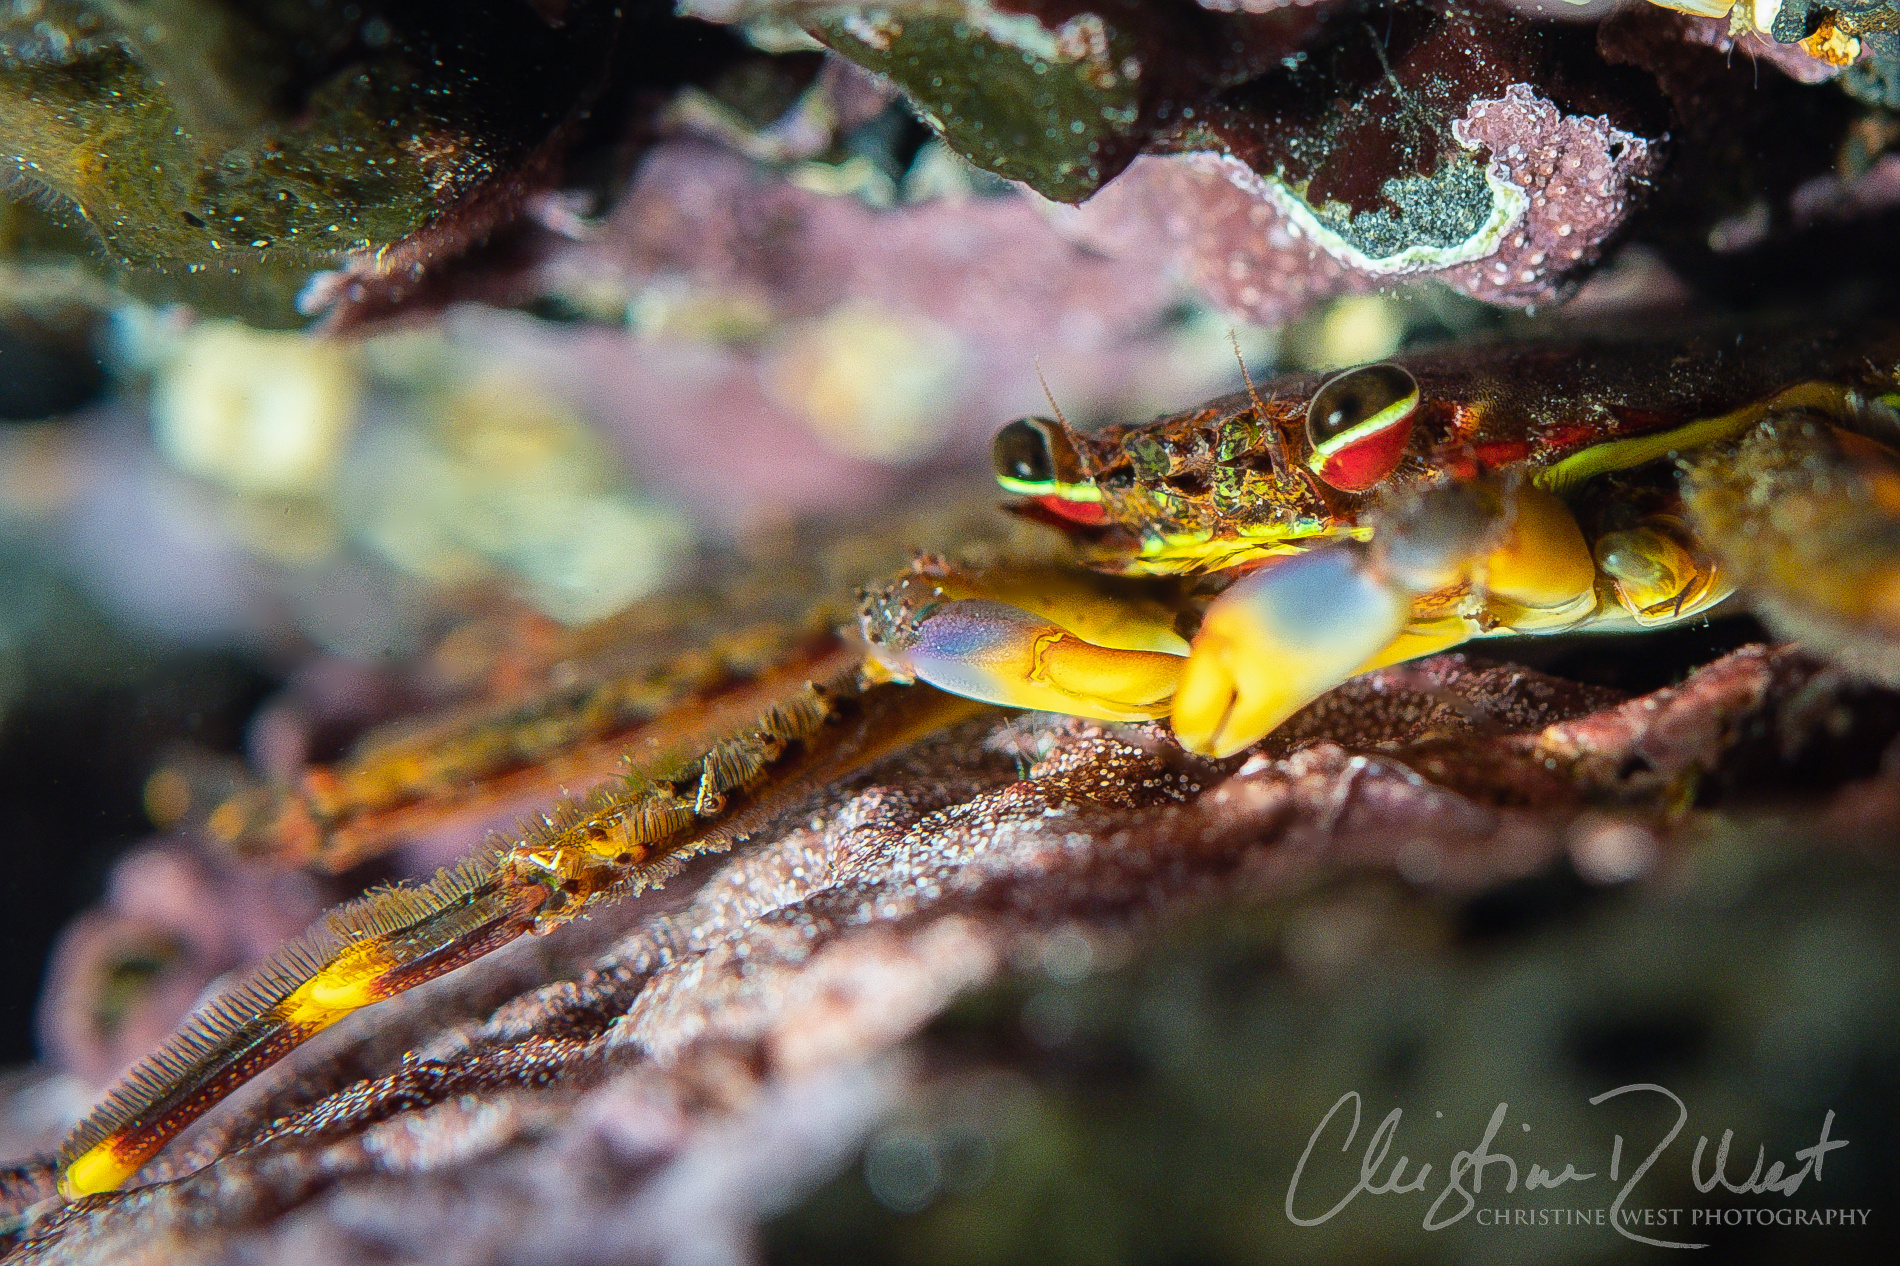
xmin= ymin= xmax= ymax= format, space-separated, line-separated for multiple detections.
xmin=1054 ymin=83 xmax=1658 ymax=324
xmin=1052 ymin=153 xmax=1375 ymax=329
xmin=1442 ymin=84 xmax=1661 ymax=306
xmin=316 ymin=139 xmax=1254 ymax=529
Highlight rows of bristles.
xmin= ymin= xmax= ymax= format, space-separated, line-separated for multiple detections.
xmin=54 ymin=848 xmax=506 ymax=1170
xmin=512 ymin=683 xmax=839 ymax=901
xmin=56 ymin=680 xmax=842 ymax=1185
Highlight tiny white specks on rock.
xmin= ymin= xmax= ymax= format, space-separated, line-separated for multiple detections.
xmin=1445 ymin=84 xmax=1659 ymax=306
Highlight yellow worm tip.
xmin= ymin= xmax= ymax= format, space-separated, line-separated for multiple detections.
xmin=58 ymin=1142 xmax=138 ymax=1200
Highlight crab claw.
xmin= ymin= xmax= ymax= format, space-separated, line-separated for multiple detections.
xmin=869 ymin=598 xmax=1184 ymax=721
xmin=1172 ymin=545 xmax=1410 ymax=757
xmin=1594 ymin=522 xmax=1729 ymax=625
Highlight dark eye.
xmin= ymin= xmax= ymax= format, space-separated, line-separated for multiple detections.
xmin=1304 ymin=363 xmax=1420 ymax=492
xmin=1306 ymin=363 xmax=1419 ymax=445
xmin=993 ymin=418 xmax=1055 ymax=488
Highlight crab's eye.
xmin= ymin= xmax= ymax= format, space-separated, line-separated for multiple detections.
xmin=993 ymin=416 xmax=1105 ymax=523
xmin=1304 ymin=363 xmax=1420 ymax=492
xmin=994 ymin=418 xmax=1057 ymax=488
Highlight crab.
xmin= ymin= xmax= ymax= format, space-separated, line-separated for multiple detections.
xmin=43 ymin=317 xmax=1900 ymax=1203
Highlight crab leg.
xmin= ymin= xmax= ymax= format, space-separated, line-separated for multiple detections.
xmin=56 ymin=666 xmax=983 ymax=1198
xmin=1681 ymin=410 xmax=1900 ymax=681
xmin=189 ymin=624 xmax=849 ymax=873
xmin=1173 ymin=479 xmax=1599 ymax=756
xmin=862 ymin=598 xmax=1182 ymax=719
xmin=56 ymin=861 xmax=544 ymax=1198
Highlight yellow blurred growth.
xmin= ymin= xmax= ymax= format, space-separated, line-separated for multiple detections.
xmin=153 ymin=320 xmax=361 ymax=497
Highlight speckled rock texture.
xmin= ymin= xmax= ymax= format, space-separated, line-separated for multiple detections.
xmin=6 ymin=641 xmax=1900 ymax=1262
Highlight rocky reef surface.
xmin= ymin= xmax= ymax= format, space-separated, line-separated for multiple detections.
xmin=8 ymin=637 xmax=1900 ymax=1263
xmin=4 ymin=0 xmax=1899 ymax=325
xmin=5 ymin=2 xmax=1900 ymax=1264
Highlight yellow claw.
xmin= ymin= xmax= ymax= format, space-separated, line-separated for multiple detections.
xmin=879 ymin=598 xmax=1184 ymax=721
xmin=1173 ymin=547 xmax=1411 ymax=757
xmin=1171 ymin=483 xmax=1598 ymax=756
xmin=1483 ymin=484 xmax=1598 ymax=617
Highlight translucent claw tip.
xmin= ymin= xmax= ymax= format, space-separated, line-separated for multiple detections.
xmin=1173 ymin=547 xmax=1409 ymax=757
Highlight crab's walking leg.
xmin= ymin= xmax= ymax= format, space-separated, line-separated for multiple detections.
xmin=56 ymin=858 xmax=543 ymax=1198
xmin=1173 ymin=480 xmax=1599 ymax=756
xmin=56 ymin=668 xmax=982 ymax=1199
xmin=191 ymin=625 xmax=848 ymax=873
xmin=1681 ymin=410 xmax=1900 ymax=680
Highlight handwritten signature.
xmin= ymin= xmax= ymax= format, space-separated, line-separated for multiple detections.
xmin=1284 ymin=1084 xmax=1850 ymax=1249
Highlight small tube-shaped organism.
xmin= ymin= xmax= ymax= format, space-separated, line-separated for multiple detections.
xmin=57 ymin=671 xmax=981 ymax=1198
xmin=56 ymin=853 xmax=542 ymax=1197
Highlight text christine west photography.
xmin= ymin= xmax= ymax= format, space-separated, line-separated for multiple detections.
xmin=1284 ymin=1083 xmax=1867 ymax=1249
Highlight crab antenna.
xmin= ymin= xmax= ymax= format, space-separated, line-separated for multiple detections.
xmin=1034 ymin=358 xmax=1098 ymax=481
xmin=1034 ymin=358 xmax=1075 ymax=435
xmin=1230 ymin=330 xmax=1296 ymax=487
